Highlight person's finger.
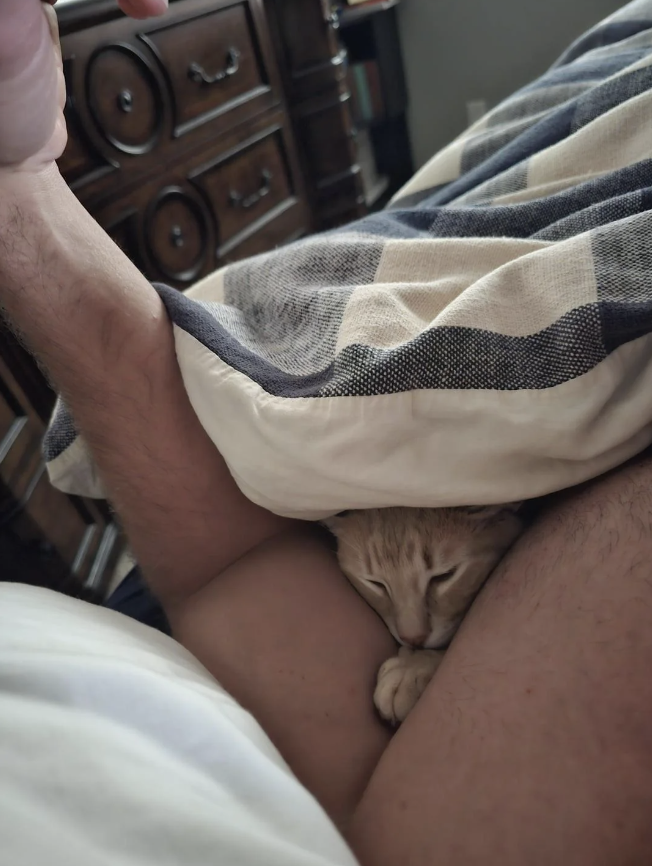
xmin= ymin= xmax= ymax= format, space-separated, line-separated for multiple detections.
xmin=43 ymin=3 xmax=62 ymax=61
xmin=46 ymin=0 xmax=168 ymax=16
xmin=0 ymin=0 xmax=48 ymax=75
xmin=116 ymin=0 xmax=168 ymax=19
xmin=43 ymin=4 xmax=66 ymax=115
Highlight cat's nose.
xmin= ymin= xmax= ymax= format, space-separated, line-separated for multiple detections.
xmin=398 ymin=631 xmax=428 ymax=648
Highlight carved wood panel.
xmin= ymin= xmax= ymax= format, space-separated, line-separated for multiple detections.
xmin=96 ymin=112 xmax=307 ymax=288
xmin=86 ymin=43 xmax=166 ymax=155
xmin=142 ymin=2 xmax=268 ymax=135
xmin=264 ymin=0 xmax=366 ymax=229
xmin=58 ymin=0 xmax=283 ymax=210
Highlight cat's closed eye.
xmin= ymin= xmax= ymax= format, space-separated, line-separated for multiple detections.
xmin=366 ymin=579 xmax=388 ymax=594
xmin=428 ymin=568 xmax=457 ymax=589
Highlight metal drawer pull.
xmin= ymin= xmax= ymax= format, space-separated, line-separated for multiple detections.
xmin=117 ymin=89 xmax=134 ymax=113
xmin=188 ymin=47 xmax=241 ymax=85
xmin=170 ymin=225 xmax=185 ymax=248
xmin=229 ymin=169 xmax=273 ymax=209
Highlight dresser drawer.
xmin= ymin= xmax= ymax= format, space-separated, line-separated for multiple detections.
xmin=58 ymin=0 xmax=283 ymax=200
xmin=90 ymin=110 xmax=308 ymax=288
xmin=144 ymin=187 xmax=213 ymax=284
xmin=144 ymin=1 xmax=268 ymax=136
xmin=193 ymin=127 xmax=293 ymax=251
xmin=87 ymin=44 xmax=165 ymax=156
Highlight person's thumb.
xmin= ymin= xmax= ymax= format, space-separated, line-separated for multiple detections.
xmin=117 ymin=0 xmax=169 ymax=18
xmin=0 ymin=0 xmax=59 ymax=165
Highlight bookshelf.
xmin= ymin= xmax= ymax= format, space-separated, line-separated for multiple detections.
xmin=333 ymin=0 xmax=413 ymax=210
xmin=340 ymin=0 xmax=400 ymax=27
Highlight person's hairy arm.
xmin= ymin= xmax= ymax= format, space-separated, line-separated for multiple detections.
xmin=0 ymin=1 xmax=401 ymax=828
xmin=0 ymin=168 xmax=292 ymax=607
xmin=0 ymin=0 xmax=293 ymax=608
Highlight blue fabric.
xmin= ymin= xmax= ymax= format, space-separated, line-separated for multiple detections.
xmin=104 ymin=568 xmax=170 ymax=636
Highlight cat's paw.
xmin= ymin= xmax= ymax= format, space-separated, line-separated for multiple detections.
xmin=374 ymin=647 xmax=444 ymax=725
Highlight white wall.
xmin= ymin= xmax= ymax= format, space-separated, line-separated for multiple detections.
xmin=398 ymin=0 xmax=626 ymax=168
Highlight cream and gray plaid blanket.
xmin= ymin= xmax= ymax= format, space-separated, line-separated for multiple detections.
xmin=45 ymin=0 xmax=652 ymax=518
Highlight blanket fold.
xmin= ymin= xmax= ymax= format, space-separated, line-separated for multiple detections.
xmin=45 ymin=0 xmax=652 ymax=518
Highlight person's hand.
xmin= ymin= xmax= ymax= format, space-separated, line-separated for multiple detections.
xmin=0 ymin=0 xmax=168 ymax=175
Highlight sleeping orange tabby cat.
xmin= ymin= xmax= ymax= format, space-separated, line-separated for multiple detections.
xmin=325 ymin=505 xmax=525 ymax=725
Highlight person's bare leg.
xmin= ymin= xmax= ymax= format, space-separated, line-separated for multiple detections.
xmin=172 ymin=527 xmax=394 ymax=829
xmin=350 ymin=456 xmax=652 ymax=865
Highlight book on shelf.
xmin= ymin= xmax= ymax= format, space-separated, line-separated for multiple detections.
xmin=364 ymin=61 xmax=384 ymax=118
xmin=354 ymin=128 xmax=390 ymax=207
xmin=344 ymin=0 xmax=395 ymax=7
xmin=356 ymin=129 xmax=377 ymax=191
xmin=347 ymin=60 xmax=385 ymax=124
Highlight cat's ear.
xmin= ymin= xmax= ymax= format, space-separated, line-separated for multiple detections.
xmin=321 ymin=510 xmax=351 ymax=537
xmin=460 ymin=502 xmax=523 ymax=520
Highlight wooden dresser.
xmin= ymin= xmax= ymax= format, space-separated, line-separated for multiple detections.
xmin=0 ymin=0 xmax=406 ymax=595
xmin=57 ymin=0 xmax=312 ymax=286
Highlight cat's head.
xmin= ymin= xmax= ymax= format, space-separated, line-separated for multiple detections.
xmin=325 ymin=505 xmax=524 ymax=649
